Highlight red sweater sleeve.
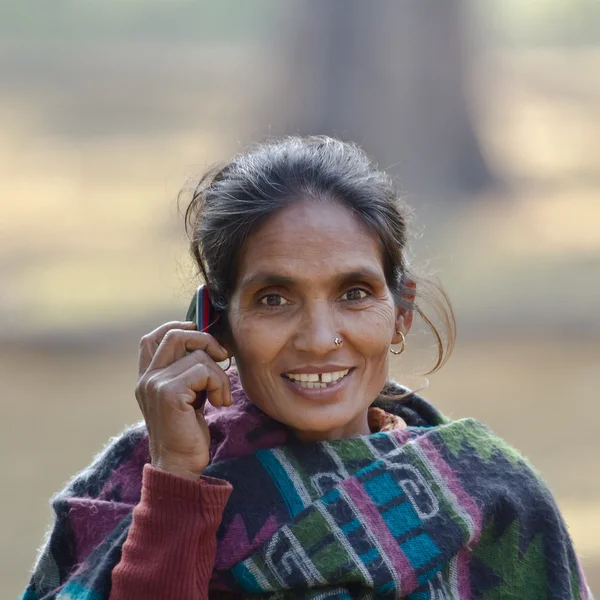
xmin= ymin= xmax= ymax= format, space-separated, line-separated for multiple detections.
xmin=109 ymin=463 xmax=233 ymax=600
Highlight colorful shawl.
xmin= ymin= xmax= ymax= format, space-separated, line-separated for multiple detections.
xmin=23 ymin=372 xmax=593 ymax=599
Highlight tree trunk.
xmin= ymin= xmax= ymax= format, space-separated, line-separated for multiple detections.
xmin=265 ymin=0 xmax=493 ymax=198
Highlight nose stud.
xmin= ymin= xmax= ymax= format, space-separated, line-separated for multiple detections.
xmin=334 ymin=337 xmax=343 ymax=348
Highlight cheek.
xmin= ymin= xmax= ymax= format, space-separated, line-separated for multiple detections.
xmin=342 ymin=302 xmax=396 ymax=347
xmin=229 ymin=313 xmax=285 ymax=366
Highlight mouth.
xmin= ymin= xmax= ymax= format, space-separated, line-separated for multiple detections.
xmin=282 ymin=368 xmax=353 ymax=391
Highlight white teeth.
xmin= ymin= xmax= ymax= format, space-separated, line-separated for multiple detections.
xmin=285 ymin=369 xmax=350 ymax=388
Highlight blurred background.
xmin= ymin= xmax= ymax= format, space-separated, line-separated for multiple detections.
xmin=1 ymin=0 xmax=599 ymax=597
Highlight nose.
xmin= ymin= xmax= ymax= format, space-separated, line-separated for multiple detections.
xmin=292 ymin=299 xmax=339 ymax=355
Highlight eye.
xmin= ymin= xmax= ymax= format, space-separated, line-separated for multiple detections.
xmin=340 ymin=288 xmax=369 ymax=301
xmin=259 ymin=294 xmax=291 ymax=307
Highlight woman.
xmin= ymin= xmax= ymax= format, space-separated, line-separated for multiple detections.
xmin=23 ymin=136 xmax=592 ymax=600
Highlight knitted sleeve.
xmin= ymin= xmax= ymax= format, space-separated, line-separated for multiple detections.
xmin=108 ymin=464 xmax=232 ymax=600
xmin=21 ymin=423 xmax=232 ymax=600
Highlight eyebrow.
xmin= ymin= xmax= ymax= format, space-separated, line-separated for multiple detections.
xmin=239 ymin=267 xmax=385 ymax=290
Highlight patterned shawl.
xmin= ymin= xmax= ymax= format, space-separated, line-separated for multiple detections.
xmin=23 ymin=371 xmax=593 ymax=599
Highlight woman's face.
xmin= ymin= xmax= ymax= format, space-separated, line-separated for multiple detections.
xmin=226 ymin=199 xmax=411 ymax=442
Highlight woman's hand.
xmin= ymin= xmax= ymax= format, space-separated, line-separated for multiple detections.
xmin=135 ymin=321 xmax=231 ymax=480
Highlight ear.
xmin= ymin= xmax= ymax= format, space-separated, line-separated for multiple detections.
xmin=392 ymin=277 xmax=416 ymax=344
xmin=213 ymin=313 xmax=236 ymax=358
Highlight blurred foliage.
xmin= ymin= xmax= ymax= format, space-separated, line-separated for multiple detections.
xmin=477 ymin=0 xmax=600 ymax=46
xmin=0 ymin=0 xmax=287 ymax=45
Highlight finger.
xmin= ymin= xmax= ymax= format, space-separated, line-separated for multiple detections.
xmin=139 ymin=321 xmax=197 ymax=378
xmin=157 ymin=348 xmax=232 ymax=405
xmin=171 ymin=362 xmax=230 ymax=408
xmin=199 ymin=356 xmax=232 ymax=407
xmin=147 ymin=330 xmax=228 ymax=376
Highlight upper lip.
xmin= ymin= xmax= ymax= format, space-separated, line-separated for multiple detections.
xmin=282 ymin=365 xmax=353 ymax=374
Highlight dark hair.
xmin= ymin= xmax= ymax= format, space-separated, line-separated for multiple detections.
xmin=182 ymin=135 xmax=455 ymax=376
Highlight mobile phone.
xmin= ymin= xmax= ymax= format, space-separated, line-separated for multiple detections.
xmin=185 ymin=284 xmax=219 ymax=409
xmin=185 ymin=284 xmax=217 ymax=334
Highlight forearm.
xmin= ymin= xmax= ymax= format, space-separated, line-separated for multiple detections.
xmin=109 ymin=463 xmax=232 ymax=600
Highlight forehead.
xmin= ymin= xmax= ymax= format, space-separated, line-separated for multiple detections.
xmin=237 ymin=200 xmax=386 ymax=281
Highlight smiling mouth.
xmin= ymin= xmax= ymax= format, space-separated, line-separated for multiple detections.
xmin=282 ymin=369 xmax=352 ymax=389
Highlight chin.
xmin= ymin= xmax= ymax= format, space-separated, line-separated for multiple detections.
xmin=281 ymin=408 xmax=366 ymax=442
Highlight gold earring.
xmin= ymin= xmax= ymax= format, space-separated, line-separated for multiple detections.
xmin=390 ymin=331 xmax=406 ymax=355
xmin=221 ymin=357 xmax=232 ymax=371
xmin=334 ymin=337 xmax=343 ymax=347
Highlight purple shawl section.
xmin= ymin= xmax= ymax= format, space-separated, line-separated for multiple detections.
xmin=204 ymin=369 xmax=292 ymax=463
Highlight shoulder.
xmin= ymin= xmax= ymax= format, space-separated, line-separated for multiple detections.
xmin=375 ymin=381 xmax=543 ymax=482
xmin=428 ymin=416 xmax=544 ymax=482
xmin=433 ymin=417 xmax=526 ymax=466
xmin=54 ymin=420 xmax=150 ymax=503
xmin=425 ymin=417 xmax=562 ymax=523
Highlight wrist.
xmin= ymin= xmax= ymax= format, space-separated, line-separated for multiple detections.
xmin=152 ymin=458 xmax=206 ymax=481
